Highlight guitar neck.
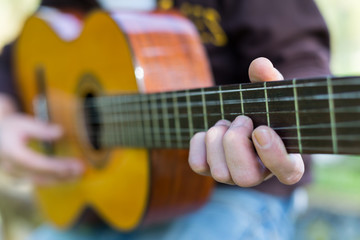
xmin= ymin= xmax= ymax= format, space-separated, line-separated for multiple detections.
xmin=86 ymin=76 xmax=360 ymax=155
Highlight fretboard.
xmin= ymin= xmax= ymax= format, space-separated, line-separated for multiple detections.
xmin=85 ymin=76 xmax=360 ymax=155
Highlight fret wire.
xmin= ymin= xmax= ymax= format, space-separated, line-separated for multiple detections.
xmin=111 ymin=96 xmax=118 ymax=146
xmin=201 ymin=88 xmax=208 ymax=130
xmin=134 ymin=94 xmax=145 ymax=147
xmin=117 ymin=96 xmax=125 ymax=146
xmin=264 ymin=82 xmax=270 ymax=126
xmin=122 ymin=95 xmax=130 ymax=146
xmin=93 ymin=114 xmax=360 ymax=137
xmin=91 ymin=79 xmax=359 ymax=136
xmin=131 ymin=95 xmax=140 ymax=146
xmin=150 ymin=94 xmax=161 ymax=147
xmin=90 ymin=78 xmax=360 ymax=151
xmin=239 ymin=84 xmax=244 ymax=115
xmin=327 ymin=76 xmax=338 ymax=154
xmin=292 ymin=78 xmax=303 ymax=153
xmin=126 ymin=95 xmax=135 ymax=146
xmin=130 ymin=95 xmax=139 ymax=146
xmin=98 ymin=98 xmax=108 ymax=147
xmin=106 ymin=97 xmax=114 ymax=146
xmin=119 ymin=96 xmax=126 ymax=145
xmin=172 ymin=91 xmax=183 ymax=148
xmin=83 ymin=76 xmax=360 ymax=155
xmin=186 ymin=89 xmax=194 ymax=138
xmin=141 ymin=94 xmax=152 ymax=147
xmin=161 ymin=92 xmax=171 ymax=148
xmin=85 ymin=81 xmax=360 ymax=121
xmin=109 ymin=96 xmax=118 ymax=144
xmin=219 ymin=86 xmax=225 ymax=119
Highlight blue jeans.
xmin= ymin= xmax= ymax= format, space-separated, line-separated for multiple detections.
xmin=30 ymin=187 xmax=296 ymax=240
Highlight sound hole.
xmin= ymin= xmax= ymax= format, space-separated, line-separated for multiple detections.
xmin=84 ymin=93 xmax=101 ymax=150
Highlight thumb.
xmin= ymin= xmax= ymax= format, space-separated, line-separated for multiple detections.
xmin=248 ymin=57 xmax=284 ymax=83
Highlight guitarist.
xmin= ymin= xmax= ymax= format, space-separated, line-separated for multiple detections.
xmin=0 ymin=0 xmax=330 ymax=239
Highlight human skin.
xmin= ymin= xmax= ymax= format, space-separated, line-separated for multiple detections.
xmin=0 ymin=57 xmax=303 ymax=186
xmin=188 ymin=57 xmax=304 ymax=187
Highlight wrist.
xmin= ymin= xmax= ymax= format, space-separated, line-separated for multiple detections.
xmin=0 ymin=94 xmax=17 ymax=121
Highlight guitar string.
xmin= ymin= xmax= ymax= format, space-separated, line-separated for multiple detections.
xmin=85 ymin=76 xmax=360 ymax=104
xmin=86 ymin=105 xmax=360 ymax=124
xmin=90 ymin=112 xmax=360 ymax=145
xmin=85 ymin=96 xmax=360 ymax=144
xmin=92 ymin=92 xmax=360 ymax=113
xmin=81 ymin=79 xmax=360 ymax=143
xmin=83 ymin=89 xmax=360 ymax=118
xmin=84 ymin=88 xmax=360 ymax=111
xmin=93 ymin=120 xmax=360 ymax=133
xmin=56 ymin=134 xmax=358 ymax=151
xmin=90 ymin=122 xmax=360 ymax=141
xmin=96 ymin=132 xmax=360 ymax=142
xmin=79 ymin=129 xmax=359 ymax=154
xmin=82 ymin=77 xmax=360 ymax=109
xmin=82 ymin=88 xmax=360 ymax=126
xmin=75 ymin=77 xmax=360 ymax=151
xmin=86 ymin=106 xmax=360 ymax=142
xmin=93 ymin=135 xmax=360 ymax=149
xmin=94 ymin=122 xmax=360 ymax=136
xmin=97 ymin=127 xmax=360 ymax=142
xmin=98 ymin=134 xmax=360 ymax=154
xmin=87 ymin=116 xmax=360 ymax=151
xmin=284 ymin=146 xmax=358 ymax=152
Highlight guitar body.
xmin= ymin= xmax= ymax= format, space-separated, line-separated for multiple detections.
xmin=14 ymin=9 xmax=214 ymax=231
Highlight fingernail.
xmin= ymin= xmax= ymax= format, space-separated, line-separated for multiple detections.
xmin=230 ymin=116 xmax=249 ymax=128
xmin=215 ymin=119 xmax=231 ymax=127
xmin=253 ymin=128 xmax=272 ymax=148
xmin=273 ymin=67 xmax=284 ymax=80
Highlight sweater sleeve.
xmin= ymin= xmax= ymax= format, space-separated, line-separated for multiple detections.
xmin=225 ymin=0 xmax=331 ymax=81
xmin=0 ymin=44 xmax=20 ymax=106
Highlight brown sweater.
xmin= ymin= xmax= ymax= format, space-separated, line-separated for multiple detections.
xmin=166 ymin=0 xmax=330 ymax=196
xmin=1 ymin=0 xmax=331 ymax=196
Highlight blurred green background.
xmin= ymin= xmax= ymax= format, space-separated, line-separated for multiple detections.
xmin=310 ymin=0 xmax=360 ymax=216
xmin=0 ymin=0 xmax=360 ymax=239
xmin=317 ymin=0 xmax=360 ymax=75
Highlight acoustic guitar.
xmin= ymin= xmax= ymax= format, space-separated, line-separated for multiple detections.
xmin=14 ymin=9 xmax=360 ymax=231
